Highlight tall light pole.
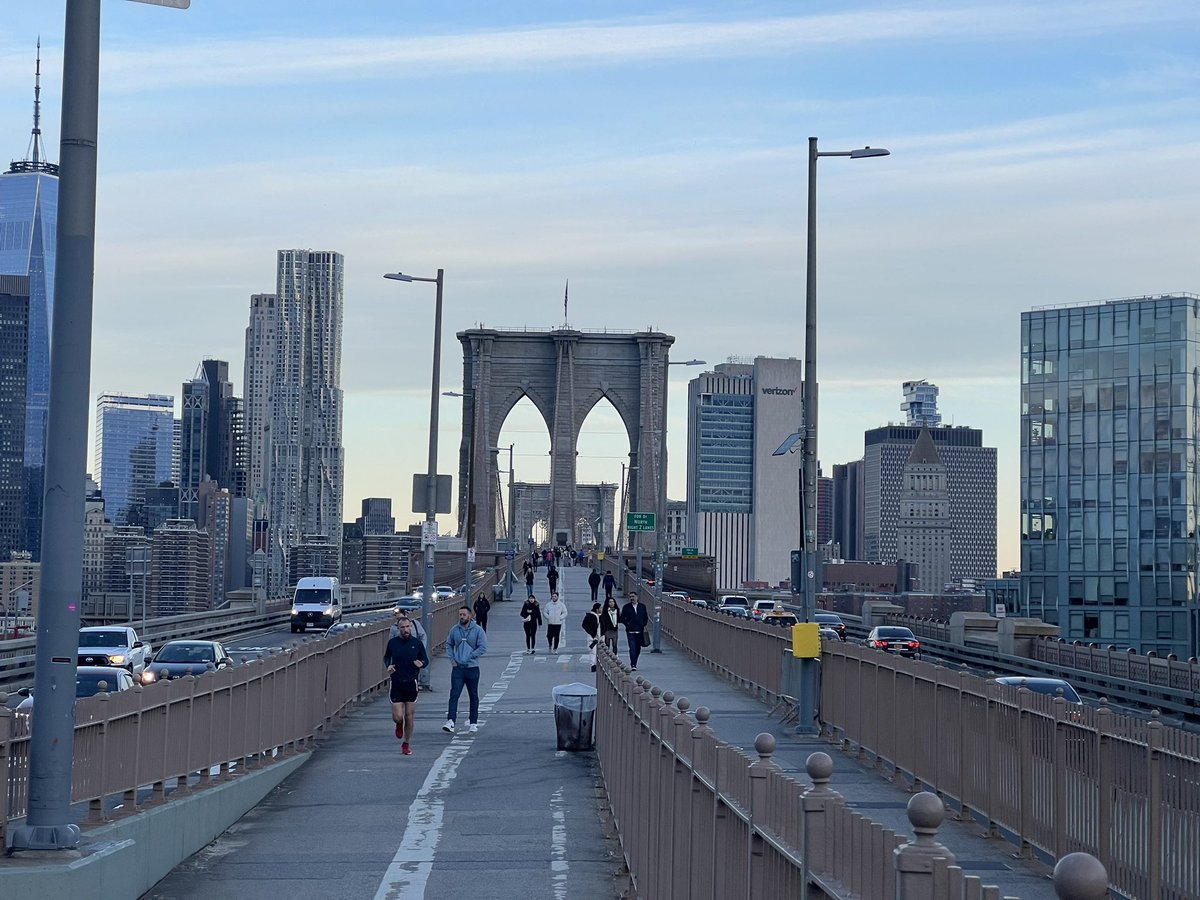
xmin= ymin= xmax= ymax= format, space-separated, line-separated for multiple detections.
xmin=11 ymin=0 xmax=190 ymax=856
xmin=489 ymin=444 xmax=515 ymax=597
xmin=798 ymin=137 xmax=888 ymax=734
xmin=652 ymin=358 xmax=705 ymax=653
xmin=384 ymin=269 xmax=444 ymax=642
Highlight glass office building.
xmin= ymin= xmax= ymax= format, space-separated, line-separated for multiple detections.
xmin=95 ymin=393 xmax=176 ymax=527
xmin=0 ymin=54 xmax=58 ymax=560
xmin=1021 ymin=293 xmax=1200 ymax=657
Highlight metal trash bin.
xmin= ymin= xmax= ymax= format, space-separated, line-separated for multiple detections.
xmin=492 ymin=583 xmax=505 ymax=604
xmin=552 ymin=682 xmax=597 ymax=751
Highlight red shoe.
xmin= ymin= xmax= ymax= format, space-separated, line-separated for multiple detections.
xmin=402 ymin=742 xmax=412 ymax=755
xmin=395 ymin=721 xmax=404 ymax=740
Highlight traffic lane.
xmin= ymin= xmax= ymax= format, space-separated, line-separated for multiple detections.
xmin=222 ymin=611 xmax=392 ymax=662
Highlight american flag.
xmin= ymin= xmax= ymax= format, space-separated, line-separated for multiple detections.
xmin=564 ymin=279 xmax=569 ymax=321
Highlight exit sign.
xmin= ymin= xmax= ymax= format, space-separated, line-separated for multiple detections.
xmin=681 ymin=547 xmax=699 ymax=559
xmin=626 ymin=512 xmax=656 ymax=531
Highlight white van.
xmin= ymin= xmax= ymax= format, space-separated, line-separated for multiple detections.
xmin=290 ymin=576 xmax=343 ymax=632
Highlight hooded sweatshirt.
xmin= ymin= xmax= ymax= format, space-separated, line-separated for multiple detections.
xmin=446 ymin=620 xmax=488 ymax=668
xmin=543 ymin=597 xmax=568 ymax=626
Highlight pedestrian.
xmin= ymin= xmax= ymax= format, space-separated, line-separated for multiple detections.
xmin=472 ymin=593 xmax=491 ymax=631
xmin=547 ymin=564 xmax=559 ymax=594
xmin=553 ymin=547 xmax=561 ymax=567
xmin=602 ymin=569 xmax=615 ymax=601
xmin=544 ymin=591 xmax=568 ymax=652
xmin=582 ymin=602 xmax=601 ymax=672
xmin=600 ymin=596 xmax=620 ymax=654
xmin=619 ymin=592 xmax=649 ymax=670
xmin=525 ymin=566 xmax=535 ymax=595
xmin=520 ymin=594 xmax=542 ymax=654
xmin=588 ymin=568 xmax=601 ymax=603
xmin=384 ymin=615 xmax=429 ymax=756
xmin=391 ymin=608 xmax=431 ymax=691
xmin=444 ymin=606 xmax=488 ymax=734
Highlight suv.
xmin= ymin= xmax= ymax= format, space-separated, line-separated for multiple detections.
xmin=717 ymin=595 xmax=749 ymax=612
xmin=751 ymin=599 xmax=780 ymax=619
xmin=77 ymin=626 xmax=151 ymax=675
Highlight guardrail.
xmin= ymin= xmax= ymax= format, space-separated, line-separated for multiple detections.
xmin=594 ymin=648 xmax=1110 ymax=900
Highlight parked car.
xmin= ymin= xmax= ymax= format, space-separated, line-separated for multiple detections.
xmin=813 ymin=612 xmax=847 ymax=641
xmin=16 ymin=666 xmax=136 ymax=711
xmin=78 ymin=625 xmax=151 ymax=675
xmin=140 ymin=640 xmax=232 ymax=684
xmin=865 ymin=626 xmax=921 ymax=658
xmin=751 ymin=599 xmax=781 ymax=619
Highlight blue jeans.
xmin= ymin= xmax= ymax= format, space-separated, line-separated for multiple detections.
xmin=448 ymin=665 xmax=480 ymax=724
xmin=626 ymin=631 xmax=643 ymax=668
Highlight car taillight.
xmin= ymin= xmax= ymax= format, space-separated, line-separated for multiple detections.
xmin=909 ymin=641 xmax=920 ymax=648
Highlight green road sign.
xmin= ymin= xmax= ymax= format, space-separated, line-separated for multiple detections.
xmin=681 ymin=547 xmax=699 ymax=559
xmin=626 ymin=512 xmax=656 ymax=531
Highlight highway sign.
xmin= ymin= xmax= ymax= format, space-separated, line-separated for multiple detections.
xmin=626 ymin=512 xmax=656 ymax=531
xmin=681 ymin=547 xmax=699 ymax=559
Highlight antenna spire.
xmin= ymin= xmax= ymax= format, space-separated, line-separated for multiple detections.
xmin=9 ymin=38 xmax=58 ymax=176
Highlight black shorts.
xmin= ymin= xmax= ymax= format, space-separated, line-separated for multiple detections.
xmin=390 ymin=679 xmax=418 ymax=703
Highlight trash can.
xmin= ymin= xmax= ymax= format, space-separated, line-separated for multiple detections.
xmin=492 ymin=583 xmax=505 ymax=604
xmin=552 ymin=682 xmax=597 ymax=751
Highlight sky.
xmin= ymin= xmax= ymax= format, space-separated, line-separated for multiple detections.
xmin=3 ymin=1 xmax=1200 ymax=572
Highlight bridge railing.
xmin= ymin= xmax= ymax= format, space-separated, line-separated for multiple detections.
xmin=594 ymin=648 xmax=1109 ymax=900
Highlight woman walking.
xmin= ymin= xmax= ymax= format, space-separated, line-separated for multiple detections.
xmin=543 ymin=591 xmax=568 ymax=652
xmin=582 ymin=602 xmax=601 ymax=672
xmin=599 ymin=596 xmax=620 ymax=654
xmin=519 ymin=594 xmax=542 ymax=654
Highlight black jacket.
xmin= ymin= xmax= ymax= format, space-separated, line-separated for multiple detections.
xmin=588 ymin=571 xmax=602 ymax=588
xmin=600 ymin=606 xmax=621 ymax=635
xmin=582 ymin=611 xmax=600 ymax=638
xmin=619 ymin=601 xmax=649 ymax=633
xmin=384 ymin=635 xmax=429 ymax=682
xmin=520 ymin=599 xmax=542 ymax=627
xmin=473 ymin=597 xmax=491 ymax=619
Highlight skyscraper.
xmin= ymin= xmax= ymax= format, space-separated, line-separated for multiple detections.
xmin=179 ymin=359 xmax=244 ymax=521
xmin=257 ymin=251 xmax=345 ymax=595
xmin=243 ymin=292 xmax=278 ymax=502
xmin=685 ymin=358 xmax=802 ymax=590
xmin=863 ymin=386 xmax=997 ymax=585
xmin=0 ymin=47 xmax=58 ymax=560
xmin=95 ymin=393 xmax=175 ymax=527
xmin=895 ymin=428 xmax=952 ymax=591
xmin=0 ymin=276 xmax=30 ymax=559
xmin=1021 ymin=293 xmax=1200 ymax=657
xmin=901 ymin=379 xmax=942 ymax=427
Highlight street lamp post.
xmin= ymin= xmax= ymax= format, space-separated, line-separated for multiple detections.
xmin=384 ymin=269 xmax=444 ymax=643
xmin=652 ymin=358 xmax=705 ymax=653
xmin=797 ymin=137 xmax=888 ymax=734
xmin=489 ymin=443 xmax=516 ymax=597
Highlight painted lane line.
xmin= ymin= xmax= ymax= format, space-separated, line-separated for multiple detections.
xmin=373 ymin=651 xmax=526 ymax=900
xmin=551 ymin=785 xmax=569 ymax=899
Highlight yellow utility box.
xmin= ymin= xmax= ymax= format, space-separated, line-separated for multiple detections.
xmin=791 ymin=622 xmax=821 ymax=658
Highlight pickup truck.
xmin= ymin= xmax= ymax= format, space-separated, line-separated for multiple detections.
xmin=78 ymin=625 xmax=151 ymax=675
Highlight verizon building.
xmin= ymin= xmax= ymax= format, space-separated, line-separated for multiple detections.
xmin=685 ymin=358 xmax=802 ymax=590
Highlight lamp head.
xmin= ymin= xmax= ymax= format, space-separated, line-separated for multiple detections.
xmin=849 ymin=147 xmax=889 ymax=158
xmin=383 ymin=272 xmax=415 ymax=282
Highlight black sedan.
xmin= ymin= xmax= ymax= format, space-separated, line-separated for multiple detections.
xmin=866 ymin=626 xmax=921 ymax=658
xmin=814 ymin=612 xmax=847 ymax=641
xmin=141 ymin=640 xmax=232 ymax=684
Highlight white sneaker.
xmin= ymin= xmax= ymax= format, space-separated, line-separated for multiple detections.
xmin=468 ymin=723 xmax=479 ymax=734
xmin=442 ymin=719 xmax=455 ymax=733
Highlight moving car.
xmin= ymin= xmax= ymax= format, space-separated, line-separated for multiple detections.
xmin=668 ymin=591 xmax=691 ymax=604
xmin=762 ymin=610 xmax=798 ymax=626
xmin=818 ymin=626 xmax=843 ymax=643
xmin=721 ymin=606 xmax=751 ymax=619
xmin=717 ymin=595 xmax=750 ymax=612
xmin=435 ymin=585 xmax=456 ymax=601
xmin=16 ymin=666 xmax=136 ymax=710
xmin=78 ymin=626 xmax=151 ymax=675
xmin=751 ymin=599 xmax=781 ymax=619
xmin=813 ymin=612 xmax=847 ymax=641
xmin=865 ymin=626 xmax=921 ymax=658
xmin=993 ymin=676 xmax=1083 ymax=704
xmin=290 ymin=576 xmax=342 ymax=632
xmin=140 ymin=640 xmax=232 ymax=684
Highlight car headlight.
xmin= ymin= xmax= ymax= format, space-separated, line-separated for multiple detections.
xmin=290 ymin=610 xmax=299 ymax=616
xmin=108 ymin=654 xmax=126 ymax=665
xmin=140 ymin=670 xmax=156 ymax=684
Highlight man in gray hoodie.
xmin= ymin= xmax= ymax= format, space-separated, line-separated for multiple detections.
xmin=443 ymin=606 xmax=488 ymax=734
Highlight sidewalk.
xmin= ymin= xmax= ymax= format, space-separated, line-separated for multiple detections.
xmin=147 ymin=569 xmax=622 ymax=899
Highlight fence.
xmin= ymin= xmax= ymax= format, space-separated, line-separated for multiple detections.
xmin=0 ymin=576 xmax=490 ymax=845
xmin=821 ymin=641 xmax=1200 ymax=900
xmin=594 ymin=648 xmax=1110 ymax=900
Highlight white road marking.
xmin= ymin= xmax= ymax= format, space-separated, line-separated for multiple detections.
xmin=373 ymin=652 xmax=526 ymax=900
xmin=551 ymin=785 xmax=569 ymax=899
xmin=556 ymin=654 xmax=571 ymax=664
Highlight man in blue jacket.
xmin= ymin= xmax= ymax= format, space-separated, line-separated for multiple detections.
xmin=444 ymin=606 xmax=488 ymax=734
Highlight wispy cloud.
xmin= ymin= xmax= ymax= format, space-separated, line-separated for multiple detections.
xmin=75 ymin=2 xmax=1200 ymax=91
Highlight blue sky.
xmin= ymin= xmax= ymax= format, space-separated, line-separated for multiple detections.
xmin=3 ymin=1 xmax=1200 ymax=570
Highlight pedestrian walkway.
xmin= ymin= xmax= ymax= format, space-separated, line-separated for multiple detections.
xmin=147 ymin=571 xmax=621 ymax=900
xmin=148 ymin=564 xmax=1058 ymax=899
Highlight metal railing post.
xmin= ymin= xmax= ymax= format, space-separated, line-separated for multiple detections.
xmin=1094 ymin=699 xmax=1112 ymax=873
xmin=893 ymin=792 xmax=954 ymax=900
xmin=1147 ymin=710 xmax=1163 ymax=900
xmin=800 ymin=751 xmax=842 ymax=896
xmin=747 ymin=733 xmax=781 ymax=898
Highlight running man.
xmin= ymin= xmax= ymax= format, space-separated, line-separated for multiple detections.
xmin=384 ymin=615 xmax=429 ymax=755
